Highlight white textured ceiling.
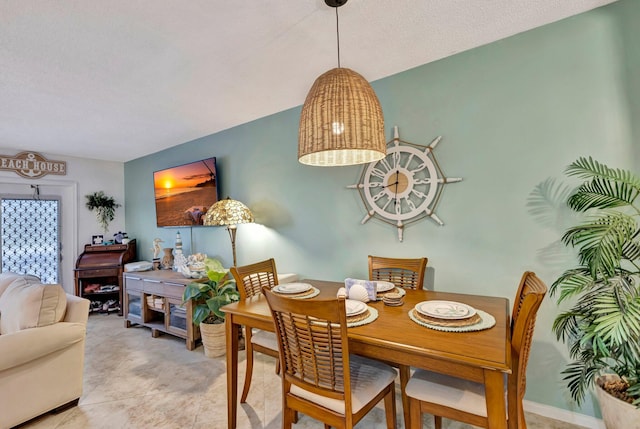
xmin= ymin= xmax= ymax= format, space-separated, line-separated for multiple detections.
xmin=0 ymin=0 xmax=617 ymax=162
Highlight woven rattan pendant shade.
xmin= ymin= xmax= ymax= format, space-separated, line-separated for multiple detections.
xmin=298 ymin=67 xmax=386 ymax=166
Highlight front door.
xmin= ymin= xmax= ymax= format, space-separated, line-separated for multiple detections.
xmin=0 ymin=178 xmax=77 ymax=291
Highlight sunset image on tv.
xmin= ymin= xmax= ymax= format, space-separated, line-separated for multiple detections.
xmin=153 ymin=157 xmax=218 ymax=227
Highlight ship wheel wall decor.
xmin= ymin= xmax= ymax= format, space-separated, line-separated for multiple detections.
xmin=347 ymin=126 xmax=462 ymax=241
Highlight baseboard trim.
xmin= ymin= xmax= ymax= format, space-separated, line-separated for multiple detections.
xmin=524 ymin=400 xmax=605 ymax=429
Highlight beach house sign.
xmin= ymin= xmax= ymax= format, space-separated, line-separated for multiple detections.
xmin=0 ymin=151 xmax=67 ymax=179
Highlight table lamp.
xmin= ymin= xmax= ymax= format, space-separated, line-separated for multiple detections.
xmin=203 ymin=197 xmax=254 ymax=267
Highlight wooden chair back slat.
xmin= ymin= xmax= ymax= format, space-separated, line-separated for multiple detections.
xmin=230 ymin=258 xmax=278 ymax=300
xmin=368 ymin=255 xmax=428 ymax=290
xmin=264 ymin=289 xmax=351 ymax=403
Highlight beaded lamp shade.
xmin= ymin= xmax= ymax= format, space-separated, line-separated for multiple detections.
xmin=203 ymin=197 xmax=254 ymax=267
xmin=203 ymin=197 xmax=254 ymax=227
xmin=298 ymin=67 xmax=386 ymax=167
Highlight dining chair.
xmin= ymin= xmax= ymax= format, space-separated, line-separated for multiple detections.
xmin=403 ymin=271 xmax=548 ymax=429
xmin=262 ymin=288 xmax=397 ymax=429
xmin=229 ymin=258 xmax=280 ymax=404
xmin=368 ymin=255 xmax=428 ymax=425
xmin=368 ymin=255 xmax=428 ymax=290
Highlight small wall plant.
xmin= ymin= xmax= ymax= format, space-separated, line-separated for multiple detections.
xmin=85 ymin=191 xmax=121 ymax=234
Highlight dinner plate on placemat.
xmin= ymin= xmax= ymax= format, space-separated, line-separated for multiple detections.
xmin=346 ymin=306 xmax=378 ymax=327
xmin=409 ymin=309 xmax=496 ymax=332
xmin=415 ymin=300 xmax=476 ymax=320
xmin=284 ymin=287 xmax=320 ymax=299
xmin=345 ymin=300 xmax=367 ymax=317
xmin=375 ymin=281 xmax=395 ymax=292
xmin=272 ymin=283 xmax=312 ymax=294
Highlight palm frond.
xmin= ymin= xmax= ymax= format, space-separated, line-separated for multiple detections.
xmin=592 ymin=293 xmax=640 ymax=346
xmin=562 ymin=213 xmax=636 ymax=277
xmin=568 ymin=178 xmax=639 ymax=211
xmin=553 ymin=311 xmax=581 ymax=343
xmin=622 ymin=240 xmax=640 ymax=262
xmin=561 ymin=356 xmax=603 ymax=405
xmin=549 ymin=268 xmax=593 ymax=302
xmin=566 ymin=157 xmax=640 ymax=192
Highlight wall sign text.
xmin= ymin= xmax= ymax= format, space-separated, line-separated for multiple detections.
xmin=0 ymin=151 xmax=67 ymax=179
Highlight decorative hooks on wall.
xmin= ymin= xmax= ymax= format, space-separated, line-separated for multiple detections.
xmin=30 ymin=184 xmax=40 ymax=200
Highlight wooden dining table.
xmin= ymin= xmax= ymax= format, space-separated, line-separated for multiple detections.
xmin=223 ymin=279 xmax=511 ymax=429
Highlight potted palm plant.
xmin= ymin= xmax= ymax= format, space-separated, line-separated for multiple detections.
xmin=182 ymin=259 xmax=240 ymax=357
xmin=551 ymin=157 xmax=640 ymax=428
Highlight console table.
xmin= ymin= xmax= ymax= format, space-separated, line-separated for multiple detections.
xmin=123 ymin=270 xmax=202 ymax=350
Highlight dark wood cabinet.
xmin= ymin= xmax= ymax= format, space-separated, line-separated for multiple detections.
xmin=74 ymin=240 xmax=136 ymax=315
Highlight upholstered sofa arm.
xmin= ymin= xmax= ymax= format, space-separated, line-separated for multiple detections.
xmin=63 ymin=294 xmax=90 ymax=324
xmin=0 ymin=322 xmax=86 ymax=372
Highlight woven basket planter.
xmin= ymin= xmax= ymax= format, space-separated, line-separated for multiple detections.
xmin=199 ymin=322 xmax=226 ymax=358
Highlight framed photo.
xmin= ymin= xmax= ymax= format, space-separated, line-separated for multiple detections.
xmin=92 ymin=235 xmax=104 ymax=245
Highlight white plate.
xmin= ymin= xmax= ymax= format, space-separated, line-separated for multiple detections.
xmin=375 ymin=281 xmax=395 ymax=292
xmin=345 ymin=299 xmax=368 ymax=316
xmin=415 ymin=300 xmax=476 ymax=320
xmin=273 ymin=282 xmax=312 ymax=294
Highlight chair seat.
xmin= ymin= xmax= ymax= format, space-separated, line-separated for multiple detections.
xmin=405 ymin=369 xmax=507 ymax=418
xmin=250 ymin=329 xmax=278 ymax=351
xmin=290 ymin=354 xmax=397 ymax=415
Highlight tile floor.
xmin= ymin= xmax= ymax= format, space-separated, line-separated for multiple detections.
xmin=19 ymin=314 xmax=591 ymax=429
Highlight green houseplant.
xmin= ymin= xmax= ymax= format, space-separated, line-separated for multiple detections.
xmin=550 ymin=157 xmax=640 ymax=425
xmin=182 ymin=259 xmax=240 ymax=357
xmin=85 ymin=191 xmax=121 ymax=234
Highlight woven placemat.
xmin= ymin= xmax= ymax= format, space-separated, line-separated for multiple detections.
xmin=412 ymin=309 xmax=481 ymax=327
xmin=376 ymin=287 xmax=406 ymax=299
xmin=273 ymin=286 xmax=320 ymax=299
xmin=408 ymin=309 xmax=496 ymax=332
xmin=347 ymin=306 xmax=378 ymax=327
xmin=347 ymin=308 xmax=371 ymax=323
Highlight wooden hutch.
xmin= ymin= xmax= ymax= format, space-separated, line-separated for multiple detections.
xmin=74 ymin=239 xmax=136 ymax=315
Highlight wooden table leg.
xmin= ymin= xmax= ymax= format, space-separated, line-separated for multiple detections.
xmin=399 ymin=364 xmax=411 ymax=429
xmin=226 ymin=315 xmax=239 ymax=429
xmin=507 ymin=375 xmax=518 ymax=429
xmin=484 ymin=369 xmax=507 ymax=429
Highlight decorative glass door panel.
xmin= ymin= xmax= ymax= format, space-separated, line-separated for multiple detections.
xmin=126 ymin=293 xmax=142 ymax=318
xmin=168 ymin=299 xmax=188 ymax=333
xmin=1 ymin=197 xmax=60 ymax=284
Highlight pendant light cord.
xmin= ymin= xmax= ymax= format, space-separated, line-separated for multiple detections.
xmin=335 ymin=7 xmax=341 ymax=68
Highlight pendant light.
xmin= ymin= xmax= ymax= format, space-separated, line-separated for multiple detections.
xmin=298 ymin=0 xmax=386 ymax=167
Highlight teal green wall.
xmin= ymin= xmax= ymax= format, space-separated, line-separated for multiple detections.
xmin=125 ymin=0 xmax=639 ymax=418
xmin=618 ymin=0 xmax=640 ymax=165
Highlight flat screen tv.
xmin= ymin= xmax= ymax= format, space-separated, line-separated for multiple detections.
xmin=153 ymin=157 xmax=218 ymax=227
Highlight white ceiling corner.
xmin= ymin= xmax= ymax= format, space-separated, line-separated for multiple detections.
xmin=0 ymin=0 xmax=618 ymax=162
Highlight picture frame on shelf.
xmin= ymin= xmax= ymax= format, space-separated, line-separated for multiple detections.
xmin=92 ymin=235 xmax=104 ymax=245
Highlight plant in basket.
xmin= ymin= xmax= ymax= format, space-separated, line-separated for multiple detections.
xmin=182 ymin=259 xmax=240 ymax=357
xmin=550 ymin=157 xmax=640 ymax=427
